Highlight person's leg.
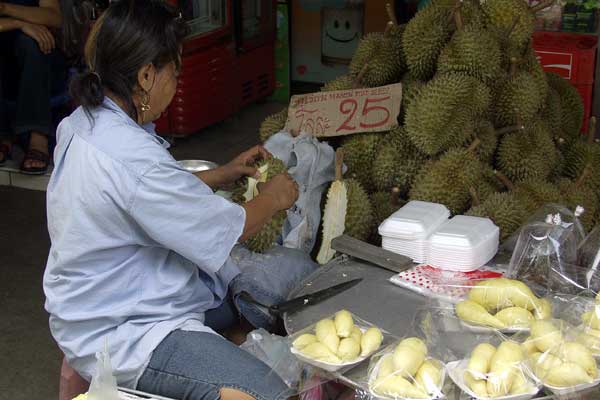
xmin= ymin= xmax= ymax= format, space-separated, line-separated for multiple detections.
xmin=0 ymin=33 xmax=13 ymax=164
xmin=136 ymin=330 xmax=293 ymax=400
xmin=13 ymin=31 xmax=55 ymax=171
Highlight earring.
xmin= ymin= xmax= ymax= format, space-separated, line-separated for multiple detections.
xmin=140 ymin=91 xmax=151 ymax=113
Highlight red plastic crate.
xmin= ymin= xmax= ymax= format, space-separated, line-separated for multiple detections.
xmin=576 ymin=84 xmax=593 ymax=133
xmin=532 ymin=31 xmax=598 ymax=85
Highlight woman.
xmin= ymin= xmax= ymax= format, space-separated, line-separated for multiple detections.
xmin=43 ymin=1 xmax=309 ymax=399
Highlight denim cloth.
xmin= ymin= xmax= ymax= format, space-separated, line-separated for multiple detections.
xmin=136 ymin=330 xmax=292 ymax=400
xmin=264 ymin=132 xmax=336 ymax=253
xmin=230 ymin=244 xmax=317 ymax=329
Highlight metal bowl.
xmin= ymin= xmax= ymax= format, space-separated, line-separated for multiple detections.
xmin=177 ymin=160 xmax=219 ymax=173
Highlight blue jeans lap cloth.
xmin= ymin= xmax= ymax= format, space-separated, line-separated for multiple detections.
xmin=229 ymin=244 xmax=317 ymax=329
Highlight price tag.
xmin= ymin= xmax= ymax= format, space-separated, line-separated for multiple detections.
xmin=285 ymin=83 xmax=402 ymax=137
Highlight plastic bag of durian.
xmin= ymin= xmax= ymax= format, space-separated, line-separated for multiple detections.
xmin=366 ymin=336 xmax=448 ymax=400
xmin=289 ymin=309 xmax=389 ymax=372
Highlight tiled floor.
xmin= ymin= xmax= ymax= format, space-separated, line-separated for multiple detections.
xmin=0 ymin=101 xmax=285 ymax=400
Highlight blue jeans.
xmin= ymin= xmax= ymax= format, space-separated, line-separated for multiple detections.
xmin=137 ymin=330 xmax=292 ymax=400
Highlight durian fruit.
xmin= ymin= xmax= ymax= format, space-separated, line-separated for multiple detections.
xmin=495 ymin=172 xmax=564 ymax=214
xmin=405 ymin=73 xmax=484 ymax=156
xmin=349 ymin=22 xmax=405 ymax=87
xmin=233 ymin=157 xmax=289 ymax=253
xmin=522 ymin=45 xmax=550 ymax=106
xmin=494 ymin=67 xmax=543 ymax=127
xmin=562 ymin=118 xmax=600 ymax=194
xmin=472 ymin=120 xmax=498 ymax=164
xmin=317 ymin=150 xmax=374 ymax=264
xmin=558 ymin=175 xmax=599 ymax=232
xmin=399 ymin=75 xmax=425 ymax=124
xmin=340 ymin=132 xmax=385 ymax=192
xmin=497 ymin=119 xmax=557 ymax=183
xmin=547 ymin=71 xmax=585 ymax=139
xmin=541 ymin=86 xmax=565 ymax=141
xmin=370 ymin=188 xmax=405 ymax=244
xmin=259 ymin=108 xmax=288 ymax=143
xmin=321 ymin=75 xmax=356 ymax=92
xmin=482 ymin=0 xmax=535 ymax=55
xmin=402 ymin=0 xmax=454 ymax=81
xmin=372 ymin=145 xmax=401 ymax=193
xmin=466 ymin=192 xmax=528 ymax=242
xmin=437 ymin=25 xmax=502 ymax=84
xmin=409 ymin=143 xmax=484 ymax=214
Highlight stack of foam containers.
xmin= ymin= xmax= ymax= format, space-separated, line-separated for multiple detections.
xmin=378 ymin=201 xmax=450 ymax=264
xmin=426 ymin=215 xmax=499 ymax=272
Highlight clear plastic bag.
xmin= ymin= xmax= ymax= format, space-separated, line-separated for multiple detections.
xmin=578 ymin=226 xmax=600 ymax=292
xmin=287 ymin=310 xmax=393 ymax=374
xmin=507 ymin=208 xmax=587 ymax=295
xmin=87 ymin=339 xmax=120 ymax=400
xmin=364 ymin=336 xmax=448 ymax=400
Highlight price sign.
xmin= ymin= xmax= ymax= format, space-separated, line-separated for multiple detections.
xmin=285 ymin=83 xmax=402 ymax=137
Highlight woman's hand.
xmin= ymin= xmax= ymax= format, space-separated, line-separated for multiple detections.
xmin=222 ymin=145 xmax=271 ymax=182
xmin=258 ymin=173 xmax=299 ymax=211
xmin=21 ymin=21 xmax=55 ymax=54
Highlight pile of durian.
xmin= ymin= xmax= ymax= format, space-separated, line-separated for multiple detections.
xmin=257 ymin=0 xmax=600 ymax=254
xmin=292 ymin=310 xmax=383 ymax=364
xmin=455 ymin=278 xmax=552 ymax=330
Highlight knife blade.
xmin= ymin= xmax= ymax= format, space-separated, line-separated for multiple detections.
xmin=270 ymin=278 xmax=363 ymax=315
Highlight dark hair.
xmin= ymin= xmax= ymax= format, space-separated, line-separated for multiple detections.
xmin=70 ymin=0 xmax=188 ymax=120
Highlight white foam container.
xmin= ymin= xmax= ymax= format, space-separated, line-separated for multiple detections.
xmin=379 ymin=201 xmax=450 ymax=240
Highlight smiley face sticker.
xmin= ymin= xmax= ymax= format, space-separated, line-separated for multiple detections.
xmin=321 ymin=6 xmax=364 ymax=65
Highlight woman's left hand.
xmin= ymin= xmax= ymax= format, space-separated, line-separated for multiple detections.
xmin=221 ymin=145 xmax=271 ymax=182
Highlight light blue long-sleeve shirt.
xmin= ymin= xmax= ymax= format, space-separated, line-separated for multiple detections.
xmin=43 ymin=97 xmax=246 ymax=387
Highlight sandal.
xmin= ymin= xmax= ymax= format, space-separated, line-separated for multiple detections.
xmin=0 ymin=143 xmax=10 ymax=166
xmin=20 ymin=149 xmax=50 ymax=175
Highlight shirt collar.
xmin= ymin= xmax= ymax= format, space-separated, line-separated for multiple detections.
xmin=102 ymin=96 xmax=170 ymax=149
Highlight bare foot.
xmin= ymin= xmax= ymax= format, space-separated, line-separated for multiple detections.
xmin=24 ymin=131 xmax=49 ymax=169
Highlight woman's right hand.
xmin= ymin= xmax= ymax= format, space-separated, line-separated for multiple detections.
xmin=259 ymin=174 xmax=299 ymax=211
xmin=21 ymin=22 xmax=55 ymax=54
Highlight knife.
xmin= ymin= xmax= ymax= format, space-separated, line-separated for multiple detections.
xmin=271 ymin=278 xmax=363 ymax=315
xmin=239 ymin=278 xmax=363 ymax=316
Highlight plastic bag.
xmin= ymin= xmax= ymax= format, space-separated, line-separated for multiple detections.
xmin=507 ymin=208 xmax=586 ymax=295
xmin=364 ymin=336 xmax=448 ymax=400
xmin=288 ymin=310 xmax=393 ymax=374
xmin=578 ymin=226 xmax=600 ymax=291
xmin=87 ymin=339 xmax=120 ymax=400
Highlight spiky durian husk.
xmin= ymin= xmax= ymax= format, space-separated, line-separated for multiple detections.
xmin=558 ymin=178 xmax=598 ymax=232
xmin=513 ymin=179 xmax=563 ymax=214
xmin=409 ymin=148 xmax=484 ymax=214
xmin=402 ymin=1 xmax=454 ymax=81
xmin=389 ymin=125 xmax=426 ymax=160
xmin=497 ymin=119 xmax=557 ymax=182
xmin=472 ymin=120 xmax=498 ymax=164
xmin=399 ymin=77 xmax=425 ymax=124
xmin=259 ymin=108 xmax=288 ymax=143
xmin=437 ymin=26 xmax=502 ymax=84
xmin=405 ymin=73 xmax=482 ymax=156
xmin=562 ymin=140 xmax=596 ymax=180
xmin=345 ymin=179 xmax=374 ymax=241
xmin=542 ymin=86 xmax=565 ymax=141
xmin=466 ymin=192 xmax=527 ymax=241
xmin=321 ymin=75 xmax=355 ymax=92
xmin=349 ymin=32 xmax=404 ymax=87
xmin=493 ymin=71 xmax=543 ymax=127
xmin=482 ymin=0 xmax=534 ymax=55
xmin=340 ymin=132 xmax=385 ymax=191
xmin=371 ymin=141 xmax=424 ymax=194
xmin=232 ymin=157 xmax=288 ymax=253
xmin=547 ymin=72 xmax=584 ymax=139
xmin=523 ymin=45 xmax=550 ymax=103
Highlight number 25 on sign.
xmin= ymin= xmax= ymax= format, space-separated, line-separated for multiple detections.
xmin=285 ymin=83 xmax=402 ymax=138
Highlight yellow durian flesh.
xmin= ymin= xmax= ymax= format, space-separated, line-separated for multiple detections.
xmin=487 ymin=341 xmax=524 ymax=397
xmin=399 ymin=337 xmax=428 ymax=356
xmin=337 ymin=338 xmax=360 ymax=362
xmin=392 ymin=344 xmax=425 ymax=378
xmin=372 ymin=375 xmax=429 ymax=399
xmin=456 ymin=300 xmax=506 ymax=329
xmin=494 ymin=307 xmax=534 ymax=327
xmin=467 ymin=343 xmax=496 ymax=378
xmin=468 ymin=278 xmax=537 ymax=311
xmin=522 ymin=336 xmax=539 ymax=356
xmin=510 ymin=370 xmax=531 ymax=395
xmin=301 ymin=342 xmax=342 ymax=364
xmin=292 ymin=334 xmax=318 ymax=350
xmin=361 ymin=327 xmax=383 ymax=357
xmin=558 ymin=341 xmax=597 ymax=379
xmin=533 ymin=298 xmax=552 ymax=320
xmin=530 ymin=320 xmax=563 ymax=353
xmin=577 ymin=331 xmax=600 ymax=354
xmin=583 ymin=309 xmax=600 ymax=330
xmin=544 ymin=362 xmax=593 ymax=387
xmin=415 ymin=360 xmax=442 ymax=394
xmin=464 ymin=373 xmax=488 ymax=398
xmin=315 ymin=319 xmax=340 ymax=354
xmin=532 ymin=352 xmax=562 ymax=378
xmin=334 ymin=310 xmax=354 ymax=338
xmin=378 ymin=354 xmax=396 ymax=379
xmin=350 ymin=326 xmax=363 ymax=344
xmin=596 ymin=292 xmax=600 ymax=305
